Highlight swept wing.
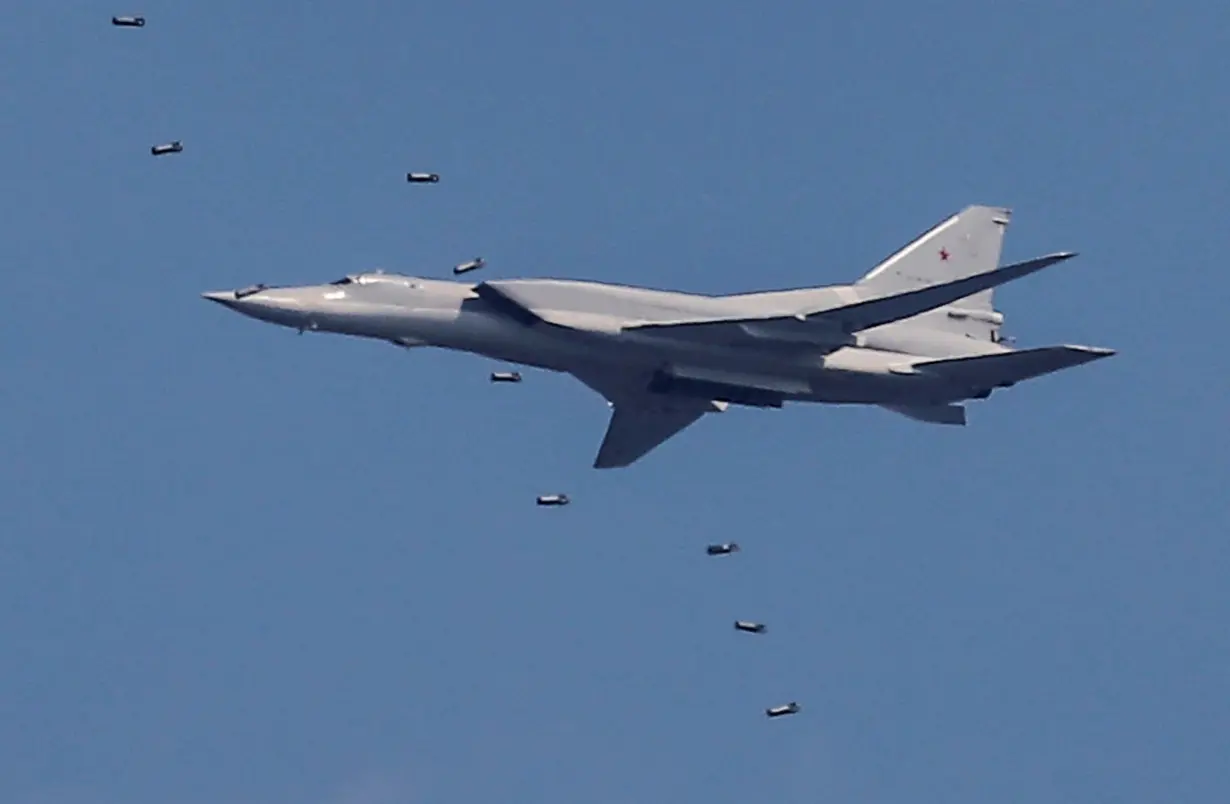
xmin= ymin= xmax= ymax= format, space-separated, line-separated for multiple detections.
xmin=624 ymin=253 xmax=1075 ymax=340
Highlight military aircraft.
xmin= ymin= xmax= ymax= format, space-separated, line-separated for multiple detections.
xmin=202 ymin=205 xmax=1113 ymax=468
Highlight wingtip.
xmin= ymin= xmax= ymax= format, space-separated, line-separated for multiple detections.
xmin=1063 ymin=344 xmax=1116 ymax=358
xmin=593 ymin=450 xmax=626 ymax=469
xmin=1000 ymin=252 xmax=1079 ymax=275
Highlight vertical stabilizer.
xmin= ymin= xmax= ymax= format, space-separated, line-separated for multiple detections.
xmin=857 ymin=205 xmax=1011 ymax=341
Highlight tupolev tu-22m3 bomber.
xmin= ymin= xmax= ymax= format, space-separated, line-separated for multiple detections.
xmin=202 ymin=205 xmax=1114 ymax=469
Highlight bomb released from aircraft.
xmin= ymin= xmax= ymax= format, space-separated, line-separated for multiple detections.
xmin=151 ymin=141 xmax=183 ymax=156
xmin=536 ymin=494 xmax=570 ymax=506
xmin=766 ymin=702 xmax=800 ymax=718
xmin=112 ymin=15 xmax=145 ymax=27
xmin=490 ymin=371 xmax=522 ymax=383
xmin=453 ymin=257 xmax=485 ymax=275
xmin=734 ymin=620 xmax=767 ymax=634
xmin=706 ymin=542 xmax=740 ymax=556
xmin=406 ymin=172 xmax=439 ymax=183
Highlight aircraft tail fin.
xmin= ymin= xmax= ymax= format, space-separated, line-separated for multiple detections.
xmin=857 ymin=205 xmax=1011 ymax=341
xmin=857 ymin=205 xmax=1012 ymax=297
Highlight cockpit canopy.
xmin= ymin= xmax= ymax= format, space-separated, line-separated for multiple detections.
xmin=329 ymin=271 xmax=421 ymax=288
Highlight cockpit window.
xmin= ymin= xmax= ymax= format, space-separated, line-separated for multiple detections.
xmin=329 ymin=272 xmax=419 ymax=287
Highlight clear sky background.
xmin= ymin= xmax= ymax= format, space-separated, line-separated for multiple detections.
xmin=2 ymin=2 xmax=1227 ymax=802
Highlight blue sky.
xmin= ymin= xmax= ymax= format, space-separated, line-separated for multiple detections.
xmin=2 ymin=1 xmax=1228 ymax=802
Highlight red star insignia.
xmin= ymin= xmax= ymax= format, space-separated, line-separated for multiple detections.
xmin=939 ymin=248 xmax=950 ymax=261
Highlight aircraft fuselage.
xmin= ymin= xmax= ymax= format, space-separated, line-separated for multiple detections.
xmin=205 ymin=275 xmax=1009 ymax=407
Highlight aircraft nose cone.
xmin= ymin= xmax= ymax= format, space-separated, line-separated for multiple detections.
xmin=202 ymin=290 xmax=237 ymax=306
xmin=200 ymin=285 xmax=314 ymax=330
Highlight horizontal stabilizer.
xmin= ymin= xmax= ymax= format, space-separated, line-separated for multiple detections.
xmin=881 ymin=403 xmax=967 ymax=425
xmin=913 ymin=345 xmax=1116 ymax=389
